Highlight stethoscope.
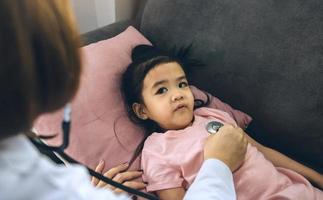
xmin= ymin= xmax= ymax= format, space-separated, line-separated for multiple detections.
xmin=30 ymin=104 xmax=224 ymax=200
xmin=30 ymin=104 xmax=159 ymax=200
xmin=206 ymin=121 xmax=223 ymax=134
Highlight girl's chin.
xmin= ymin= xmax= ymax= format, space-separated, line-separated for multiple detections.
xmin=174 ymin=118 xmax=194 ymax=130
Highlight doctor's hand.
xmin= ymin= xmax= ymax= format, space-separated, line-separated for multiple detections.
xmin=204 ymin=125 xmax=248 ymax=172
xmin=91 ymin=160 xmax=146 ymax=194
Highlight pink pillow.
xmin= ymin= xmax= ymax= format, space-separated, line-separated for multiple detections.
xmin=34 ymin=26 xmax=150 ymax=171
xmin=34 ymin=26 xmax=252 ymax=172
xmin=190 ymin=85 xmax=252 ymax=129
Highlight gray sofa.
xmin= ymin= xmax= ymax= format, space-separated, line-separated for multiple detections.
xmin=83 ymin=0 xmax=323 ymax=173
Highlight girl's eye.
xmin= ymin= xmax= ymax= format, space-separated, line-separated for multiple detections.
xmin=179 ymin=81 xmax=188 ymax=88
xmin=156 ymin=87 xmax=168 ymax=94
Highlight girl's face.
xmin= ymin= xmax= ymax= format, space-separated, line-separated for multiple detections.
xmin=133 ymin=62 xmax=194 ymax=130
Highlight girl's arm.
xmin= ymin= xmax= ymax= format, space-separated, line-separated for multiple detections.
xmin=245 ymin=133 xmax=323 ymax=189
xmin=156 ymin=187 xmax=186 ymax=200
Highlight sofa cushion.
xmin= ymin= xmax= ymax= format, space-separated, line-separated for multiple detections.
xmin=140 ymin=0 xmax=323 ymax=172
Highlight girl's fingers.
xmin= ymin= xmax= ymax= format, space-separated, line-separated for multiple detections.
xmin=103 ymin=163 xmax=129 ymax=179
xmin=92 ymin=160 xmax=105 ymax=186
xmin=112 ymin=181 xmax=147 ymax=194
xmin=94 ymin=162 xmax=145 ymax=193
xmin=108 ymin=170 xmax=143 ymax=190
xmin=113 ymin=171 xmax=143 ymax=183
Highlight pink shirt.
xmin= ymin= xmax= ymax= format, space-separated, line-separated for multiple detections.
xmin=142 ymin=107 xmax=323 ymax=199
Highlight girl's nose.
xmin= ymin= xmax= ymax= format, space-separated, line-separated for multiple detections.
xmin=172 ymin=92 xmax=184 ymax=102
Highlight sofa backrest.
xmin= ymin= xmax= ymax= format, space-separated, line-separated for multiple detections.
xmin=139 ymin=0 xmax=323 ymax=172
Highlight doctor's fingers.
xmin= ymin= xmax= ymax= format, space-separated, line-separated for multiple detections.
xmin=108 ymin=181 xmax=147 ymax=194
xmin=105 ymin=170 xmax=144 ymax=190
xmin=92 ymin=160 xmax=105 ymax=186
xmin=227 ymin=125 xmax=248 ymax=147
xmin=220 ymin=125 xmax=247 ymax=143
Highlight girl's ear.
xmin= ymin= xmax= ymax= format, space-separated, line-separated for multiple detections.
xmin=132 ymin=103 xmax=148 ymax=120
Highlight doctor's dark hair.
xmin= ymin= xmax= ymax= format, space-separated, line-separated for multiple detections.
xmin=0 ymin=0 xmax=81 ymax=139
xmin=120 ymin=44 xmax=209 ymax=165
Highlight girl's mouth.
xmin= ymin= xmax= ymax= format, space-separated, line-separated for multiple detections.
xmin=174 ymin=104 xmax=186 ymax=111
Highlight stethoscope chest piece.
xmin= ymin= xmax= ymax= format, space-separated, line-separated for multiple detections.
xmin=206 ymin=121 xmax=224 ymax=134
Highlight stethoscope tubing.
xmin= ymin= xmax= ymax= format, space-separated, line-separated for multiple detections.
xmin=30 ymin=104 xmax=159 ymax=200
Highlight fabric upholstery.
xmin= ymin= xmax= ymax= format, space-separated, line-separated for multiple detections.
xmin=140 ymin=0 xmax=323 ymax=172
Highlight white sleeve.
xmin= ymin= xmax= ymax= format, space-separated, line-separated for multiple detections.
xmin=0 ymin=135 xmax=131 ymax=200
xmin=36 ymin=163 xmax=132 ymax=200
xmin=184 ymin=159 xmax=236 ymax=200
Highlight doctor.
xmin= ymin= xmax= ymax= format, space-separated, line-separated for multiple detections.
xmin=0 ymin=0 xmax=247 ymax=199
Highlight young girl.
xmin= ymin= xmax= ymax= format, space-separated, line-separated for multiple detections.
xmin=121 ymin=44 xmax=323 ymax=200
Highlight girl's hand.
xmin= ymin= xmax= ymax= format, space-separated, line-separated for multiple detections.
xmin=91 ymin=160 xmax=146 ymax=194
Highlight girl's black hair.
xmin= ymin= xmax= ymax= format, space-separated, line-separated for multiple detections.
xmin=120 ymin=44 xmax=209 ymax=166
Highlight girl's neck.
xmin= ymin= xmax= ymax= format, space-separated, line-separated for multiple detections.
xmin=159 ymin=116 xmax=195 ymax=133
